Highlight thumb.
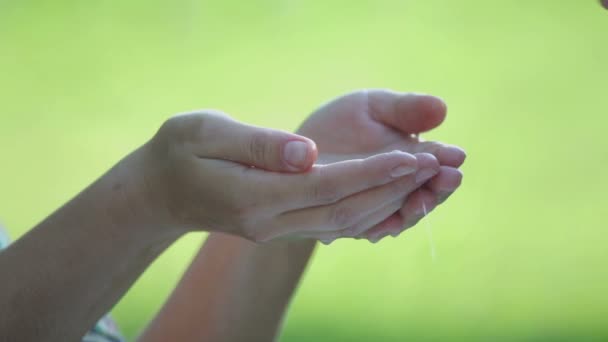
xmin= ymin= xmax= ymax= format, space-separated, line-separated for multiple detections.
xmin=190 ymin=111 xmax=318 ymax=172
xmin=341 ymin=90 xmax=447 ymax=134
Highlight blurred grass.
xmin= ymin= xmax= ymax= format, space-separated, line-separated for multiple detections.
xmin=1 ymin=0 xmax=607 ymax=340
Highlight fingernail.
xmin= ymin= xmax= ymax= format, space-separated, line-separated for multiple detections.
xmin=415 ymin=168 xmax=437 ymax=183
xmin=390 ymin=165 xmax=417 ymax=178
xmin=283 ymin=141 xmax=309 ymax=170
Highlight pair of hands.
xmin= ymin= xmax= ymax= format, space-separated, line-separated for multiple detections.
xmin=141 ymin=90 xmax=465 ymax=244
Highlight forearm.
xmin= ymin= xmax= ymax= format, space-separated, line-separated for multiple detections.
xmin=0 ymin=145 xmax=182 ymax=341
xmin=138 ymin=233 xmax=316 ymax=342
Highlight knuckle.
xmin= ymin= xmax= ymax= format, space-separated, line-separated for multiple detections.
xmin=230 ymin=200 xmax=274 ymax=243
xmin=161 ymin=110 xmax=227 ymax=144
xmin=328 ymin=205 xmax=357 ymax=229
xmin=239 ymin=225 xmax=259 ymax=242
xmin=249 ymin=131 xmax=271 ymax=163
xmin=159 ymin=112 xmax=208 ymax=144
xmin=319 ymin=232 xmax=340 ymax=244
xmin=244 ymin=227 xmax=272 ymax=244
xmin=340 ymin=226 xmax=358 ymax=238
xmin=232 ymin=211 xmax=259 ymax=241
xmin=311 ymin=183 xmax=340 ymax=204
xmin=309 ymin=169 xmax=341 ymax=204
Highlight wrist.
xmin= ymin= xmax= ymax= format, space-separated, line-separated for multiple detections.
xmin=104 ymin=144 xmax=180 ymax=238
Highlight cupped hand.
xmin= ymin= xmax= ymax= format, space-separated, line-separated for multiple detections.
xmin=143 ymin=110 xmax=433 ymax=243
xmin=296 ymin=89 xmax=466 ymax=243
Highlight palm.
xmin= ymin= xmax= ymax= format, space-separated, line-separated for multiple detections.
xmin=299 ymin=94 xmax=402 ymax=160
xmin=297 ymin=90 xmax=454 ymax=164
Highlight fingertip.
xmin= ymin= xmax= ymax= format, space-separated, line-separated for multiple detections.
xmin=446 ymin=166 xmax=464 ymax=188
xmin=367 ymin=90 xmax=446 ymax=134
xmin=420 ymin=95 xmax=447 ymax=124
xmin=426 ymin=166 xmax=463 ymax=195
xmin=388 ymin=150 xmax=418 ymax=165
xmin=397 ymin=94 xmax=447 ymax=133
xmin=419 ymin=93 xmax=446 ymax=109
xmin=437 ymin=145 xmax=466 ymax=167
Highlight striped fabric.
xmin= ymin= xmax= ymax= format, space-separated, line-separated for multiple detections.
xmin=0 ymin=226 xmax=126 ymax=342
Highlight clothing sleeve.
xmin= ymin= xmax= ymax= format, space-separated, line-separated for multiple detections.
xmin=0 ymin=225 xmax=126 ymax=342
xmin=0 ymin=224 xmax=9 ymax=249
xmin=83 ymin=315 xmax=126 ymax=342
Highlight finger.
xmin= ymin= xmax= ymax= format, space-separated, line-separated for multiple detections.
xmin=364 ymin=89 xmax=447 ymax=134
xmin=308 ymin=165 xmax=457 ymax=243
xmin=266 ymin=150 xmax=421 ymax=211
xmin=287 ymin=153 xmax=439 ymax=241
xmin=172 ymin=110 xmax=318 ymax=172
xmin=398 ymin=188 xmax=437 ymax=233
xmin=361 ymin=188 xmax=437 ymax=242
xmin=425 ymin=166 xmax=463 ymax=204
xmin=377 ymin=137 xmax=466 ymax=168
xmin=362 ymin=212 xmax=406 ymax=243
xmin=301 ymin=199 xmax=403 ymax=244
xmin=336 ymin=138 xmax=465 ymax=168
xmin=341 ymin=198 xmax=403 ymax=238
xmin=411 ymin=141 xmax=466 ymax=168
xmin=263 ymin=160 xmax=439 ymax=240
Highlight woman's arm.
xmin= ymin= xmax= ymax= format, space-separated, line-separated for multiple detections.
xmin=0 ymin=112 xmax=318 ymax=341
xmin=0 ymin=109 xmax=425 ymax=341
xmin=0 ymin=146 xmax=181 ymax=341
xmin=138 ymin=234 xmax=315 ymax=342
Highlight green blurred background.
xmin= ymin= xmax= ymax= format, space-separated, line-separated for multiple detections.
xmin=1 ymin=0 xmax=607 ymax=340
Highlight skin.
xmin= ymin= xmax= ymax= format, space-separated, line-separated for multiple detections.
xmin=137 ymin=234 xmax=317 ymax=342
xmin=138 ymin=90 xmax=465 ymax=342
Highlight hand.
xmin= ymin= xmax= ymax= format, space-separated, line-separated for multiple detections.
xmin=297 ymin=89 xmax=466 ymax=243
xmin=142 ymin=110 xmax=425 ymax=242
